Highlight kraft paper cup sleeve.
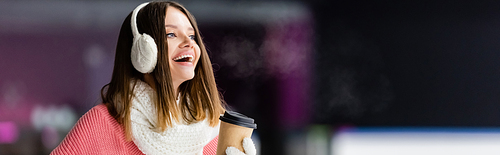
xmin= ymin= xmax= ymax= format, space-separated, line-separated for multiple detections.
xmin=217 ymin=111 xmax=257 ymax=155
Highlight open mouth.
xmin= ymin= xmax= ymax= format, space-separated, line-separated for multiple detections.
xmin=173 ymin=55 xmax=194 ymax=62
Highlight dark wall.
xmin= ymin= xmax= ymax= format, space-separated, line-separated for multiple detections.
xmin=311 ymin=0 xmax=500 ymax=126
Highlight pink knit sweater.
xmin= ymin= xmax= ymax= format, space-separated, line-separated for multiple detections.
xmin=51 ymin=104 xmax=218 ymax=155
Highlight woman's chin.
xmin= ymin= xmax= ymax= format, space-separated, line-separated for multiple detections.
xmin=179 ymin=73 xmax=195 ymax=82
xmin=171 ymin=70 xmax=196 ymax=86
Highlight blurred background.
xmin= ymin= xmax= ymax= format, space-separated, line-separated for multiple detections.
xmin=2 ymin=0 xmax=500 ymax=154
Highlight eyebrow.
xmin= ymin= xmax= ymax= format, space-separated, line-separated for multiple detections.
xmin=165 ymin=24 xmax=194 ymax=31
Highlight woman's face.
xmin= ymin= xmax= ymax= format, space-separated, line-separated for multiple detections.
xmin=164 ymin=6 xmax=201 ymax=88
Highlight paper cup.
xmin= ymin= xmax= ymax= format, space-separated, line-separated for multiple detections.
xmin=216 ymin=111 xmax=257 ymax=155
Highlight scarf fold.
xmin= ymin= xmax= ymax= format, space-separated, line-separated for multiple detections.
xmin=129 ymin=80 xmax=219 ymax=155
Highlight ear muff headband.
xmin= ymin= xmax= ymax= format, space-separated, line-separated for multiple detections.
xmin=130 ymin=2 xmax=158 ymax=73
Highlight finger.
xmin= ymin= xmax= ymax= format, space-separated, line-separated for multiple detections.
xmin=226 ymin=146 xmax=246 ymax=155
xmin=242 ymin=137 xmax=257 ymax=155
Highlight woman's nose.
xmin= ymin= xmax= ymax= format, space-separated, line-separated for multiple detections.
xmin=180 ymin=34 xmax=193 ymax=48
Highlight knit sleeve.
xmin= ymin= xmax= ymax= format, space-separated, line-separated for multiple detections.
xmin=50 ymin=104 xmax=143 ymax=155
xmin=50 ymin=105 xmax=110 ymax=155
xmin=203 ymin=136 xmax=219 ymax=155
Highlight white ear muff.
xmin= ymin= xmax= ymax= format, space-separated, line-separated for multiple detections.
xmin=130 ymin=2 xmax=157 ymax=73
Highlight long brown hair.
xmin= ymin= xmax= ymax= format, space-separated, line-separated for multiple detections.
xmin=101 ymin=1 xmax=225 ymax=140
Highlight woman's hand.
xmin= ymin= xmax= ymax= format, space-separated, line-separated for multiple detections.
xmin=225 ymin=137 xmax=256 ymax=155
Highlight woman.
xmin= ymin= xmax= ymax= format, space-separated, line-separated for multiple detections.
xmin=51 ymin=1 xmax=255 ymax=155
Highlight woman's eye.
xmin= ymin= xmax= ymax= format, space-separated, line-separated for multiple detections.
xmin=189 ymin=35 xmax=195 ymax=40
xmin=166 ymin=33 xmax=176 ymax=38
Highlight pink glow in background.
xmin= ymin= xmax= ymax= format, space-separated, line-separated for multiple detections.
xmin=0 ymin=122 xmax=18 ymax=144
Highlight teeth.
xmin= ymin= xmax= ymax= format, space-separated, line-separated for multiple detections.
xmin=173 ymin=55 xmax=194 ymax=62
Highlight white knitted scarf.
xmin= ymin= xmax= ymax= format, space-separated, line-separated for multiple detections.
xmin=129 ymin=80 xmax=219 ymax=155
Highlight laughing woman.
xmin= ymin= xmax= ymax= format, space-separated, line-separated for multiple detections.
xmin=51 ymin=1 xmax=255 ymax=155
